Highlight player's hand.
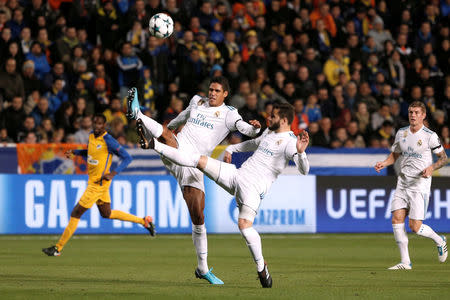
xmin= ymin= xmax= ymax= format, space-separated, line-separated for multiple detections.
xmin=296 ymin=131 xmax=309 ymax=153
xmin=249 ymin=120 xmax=261 ymax=128
xmin=95 ymin=172 xmax=117 ymax=184
xmin=421 ymin=166 xmax=433 ymax=178
xmin=374 ymin=161 xmax=386 ymax=173
xmin=65 ymin=150 xmax=73 ymax=159
xmin=223 ymin=151 xmax=232 ymax=163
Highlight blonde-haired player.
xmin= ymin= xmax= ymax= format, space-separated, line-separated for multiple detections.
xmin=375 ymin=101 xmax=448 ymax=269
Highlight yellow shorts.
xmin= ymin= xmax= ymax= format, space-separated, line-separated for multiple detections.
xmin=78 ymin=184 xmax=111 ymax=209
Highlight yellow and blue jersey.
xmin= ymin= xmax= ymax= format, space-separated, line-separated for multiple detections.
xmin=73 ymin=132 xmax=132 ymax=187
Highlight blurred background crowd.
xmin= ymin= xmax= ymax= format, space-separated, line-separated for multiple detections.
xmin=0 ymin=0 xmax=449 ymax=149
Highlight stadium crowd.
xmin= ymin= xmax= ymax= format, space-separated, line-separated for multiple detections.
xmin=0 ymin=0 xmax=449 ymax=149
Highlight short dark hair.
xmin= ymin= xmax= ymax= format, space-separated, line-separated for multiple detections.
xmin=209 ymin=76 xmax=230 ymax=94
xmin=273 ymin=102 xmax=295 ymax=125
xmin=93 ymin=113 xmax=106 ymax=123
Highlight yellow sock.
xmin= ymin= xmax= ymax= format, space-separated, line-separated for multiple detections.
xmin=56 ymin=217 xmax=80 ymax=251
xmin=110 ymin=210 xmax=145 ymax=225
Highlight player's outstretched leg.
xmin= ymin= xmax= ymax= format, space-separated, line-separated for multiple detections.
xmin=437 ymin=236 xmax=448 ymax=263
xmin=194 ymin=267 xmax=224 ymax=285
xmin=127 ymin=87 xmax=163 ymax=139
xmin=108 ymin=210 xmax=156 ymax=237
xmin=137 ymin=119 xmax=151 ymax=149
xmin=126 ymin=87 xmax=140 ymax=120
xmin=415 ymin=223 xmax=447 ymax=263
xmin=152 ymin=138 xmax=200 ymax=167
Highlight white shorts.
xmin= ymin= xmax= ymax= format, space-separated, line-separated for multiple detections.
xmin=162 ymin=156 xmax=205 ymax=192
xmin=204 ymin=157 xmax=261 ymax=220
xmin=391 ymin=188 xmax=430 ymax=220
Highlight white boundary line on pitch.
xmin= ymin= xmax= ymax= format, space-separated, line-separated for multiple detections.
xmin=0 ymin=234 xmax=403 ymax=241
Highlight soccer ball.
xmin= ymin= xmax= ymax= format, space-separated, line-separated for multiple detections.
xmin=149 ymin=13 xmax=174 ymax=39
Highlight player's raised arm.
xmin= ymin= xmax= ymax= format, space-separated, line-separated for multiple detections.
xmin=223 ymin=130 xmax=266 ymax=163
xmin=103 ymin=134 xmax=132 ymax=180
xmin=285 ymin=131 xmax=310 ymax=175
xmin=167 ymin=95 xmax=199 ymax=130
xmin=225 ymin=107 xmax=261 ymax=137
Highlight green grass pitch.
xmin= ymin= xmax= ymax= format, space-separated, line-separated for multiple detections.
xmin=1 ymin=234 xmax=449 ymax=299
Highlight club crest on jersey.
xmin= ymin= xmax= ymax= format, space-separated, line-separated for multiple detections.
xmin=214 ymin=111 xmax=220 ymax=117
xmin=197 ymin=99 xmax=205 ymax=105
xmin=403 ymin=131 xmax=408 ymax=138
xmin=417 ymin=139 xmax=422 ymax=146
xmin=276 ymin=139 xmax=283 ymax=146
xmin=96 ymin=144 xmax=102 ymax=149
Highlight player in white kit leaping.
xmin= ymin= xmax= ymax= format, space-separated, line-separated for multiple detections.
xmin=145 ymin=102 xmax=310 ymax=288
xmin=375 ymin=101 xmax=448 ymax=270
xmin=127 ymin=76 xmax=261 ymax=284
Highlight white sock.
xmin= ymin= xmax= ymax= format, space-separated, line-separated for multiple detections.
xmin=137 ymin=110 xmax=163 ymax=138
xmin=154 ymin=140 xmax=200 ymax=167
xmin=240 ymin=227 xmax=265 ymax=272
xmin=392 ymin=223 xmax=411 ymax=265
xmin=417 ymin=224 xmax=444 ymax=244
xmin=192 ymin=224 xmax=208 ymax=274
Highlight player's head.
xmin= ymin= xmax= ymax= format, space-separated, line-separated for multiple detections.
xmin=268 ymin=102 xmax=295 ymax=131
xmin=208 ymin=76 xmax=229 ymax=107
xmin=408 ymin=101 xmax=426 ymax=127
xmin=93 ymin=113 xmax=107 ymax=136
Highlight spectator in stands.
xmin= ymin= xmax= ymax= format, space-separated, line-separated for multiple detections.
xmin=74 ymin=115 xmax=92 ymax=144
xmin=21 ymin=60 xmax=40 ymax=97
xmin=31 ymin=96 xmax=53 ymax=126
xmin=371 ymin=104 xmax=393 ymax=131
xmin=104 ymin=97 xmax=127 ymax=125
xmin=43 ymin=62 xmax=69 ymax=93
xmin=54 ymin=26 xmax=79 ymax=63
xmin=26 ymin=41 xmax=50 ymax=80
xmin=324 ymin=48 xmax=350 ymax=86
xmin=291 ymin=98 xmax=308 ymax=136
xmin=6 ymin=8 xmax=25 ymax=40
xmin=6 ymin=41 xmax=24 ymax=70
xmin=37 ymin=117 xmax=54 ymax=142
xmin=310 ymin=3 xmax=337 ymax=37
xmin=312 ymin=117 xmax=332 ymax=148
xmin=0 ymin=127 xmax=13 ymax=143
xmin=0 ymin=57 xmax=25 ymax=104
xmin=19 ymin=27 xmax=32 ymax=56
xmin=230 ymin=79 xmax=251 ymax=109
xmin=55 ymin=101 xmax=75 ymax=135
xmin=117 ymin=42 xmax=143 ymax=98
xmin=440 ymin=126 xmax=450 ymax=149
xmin=238 ymin=92 xmax=266 ymax=139
xmin=45 ymin=78 xmax=68 ymax=114
xmin=17 ymin=116 xmax=40 ymax=143
xmin=0 ymin=96 xmax=26 ymax=142
xmin=367 ymin=16 xmax=392 ymax=51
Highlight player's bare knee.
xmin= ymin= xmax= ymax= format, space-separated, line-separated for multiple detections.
xmin=409 ymin=220 xmax=422 ymax=233
xmin=100 ymin=210 xmax=111 ymax=218
xmin=238 ymin=218 xmax=252 ymax=230
xmin=71 ymin=204 xmax=87 ymax=218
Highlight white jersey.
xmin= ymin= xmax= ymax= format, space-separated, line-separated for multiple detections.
xmin=391 ymin=125 xmax=443 ymax=193
xmin=168 ymin=95 xmax=248 ymax=156
xmin=227 ymin=129 xmax=309 ymax=194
